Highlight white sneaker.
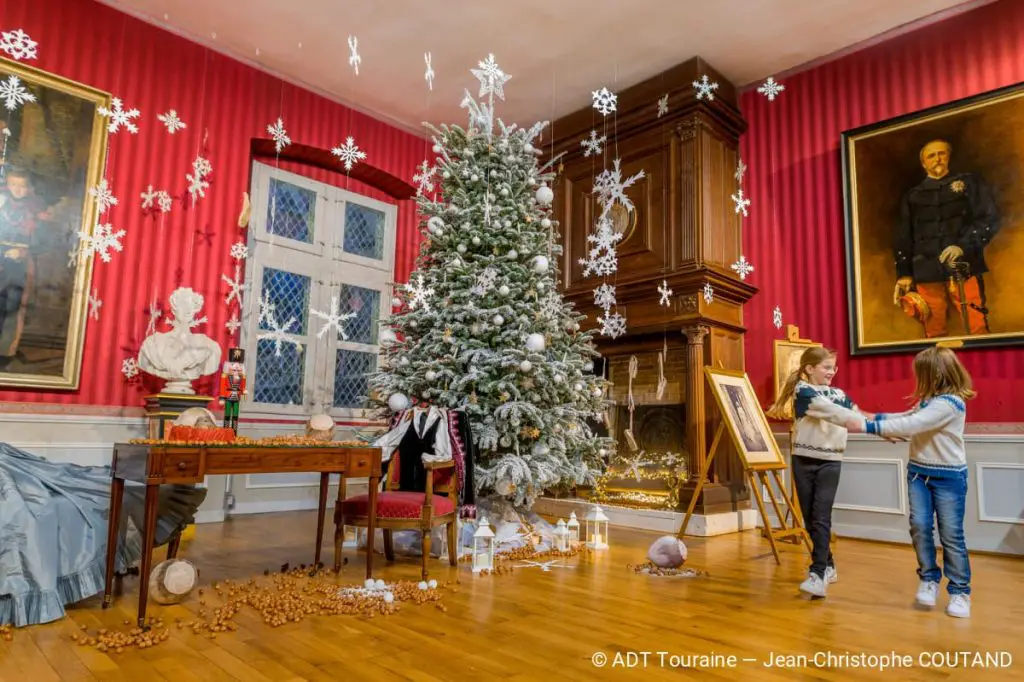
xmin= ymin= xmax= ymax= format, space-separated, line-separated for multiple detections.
xmin=946 ymin=594 xmax=971 ymax=618
xmin=825 ymin=566 xmax=838 ymax=584
xmin=800 ymin=573 xmax=827 ymax=597
xmin=916 ymin=580 xmax=939 ymax=607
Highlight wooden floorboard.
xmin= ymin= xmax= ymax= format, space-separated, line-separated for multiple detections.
xmin=1 ymin=510 xmax=1021 ymax=681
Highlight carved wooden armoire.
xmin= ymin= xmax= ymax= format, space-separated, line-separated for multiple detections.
xmin=550 ymin=57 xmax=757 ymax=515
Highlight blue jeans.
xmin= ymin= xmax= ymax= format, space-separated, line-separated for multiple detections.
xmin=907 ymin=470 xmax=971 ymax=596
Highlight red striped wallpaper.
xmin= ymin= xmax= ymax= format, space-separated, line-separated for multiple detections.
xmin=0 ymin=0 xmax=426 ymax=407
xmin=740 ymin=0 xmax=1024 ymax=422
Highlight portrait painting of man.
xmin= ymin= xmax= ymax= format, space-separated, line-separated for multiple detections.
xmin=842 ymin=83 xmax=1024 ymax=354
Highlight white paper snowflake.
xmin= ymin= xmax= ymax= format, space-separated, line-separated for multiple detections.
xmin=0 ymin=75 xmax=36 ymax=111
xmin=186 ymin=155 xmax=212 ymax=202
xmin=89 ymin=179 xmax=118 ymax=214
xmin=191 ymin=156 xmax=213 ymax=177
xmin=471 ymin=266 xmax=499 ymax=297
xmin=347 ymin=35 xmax=361 ymax=75
xmin=579 ymin=217 xmax=624 ymax=278
xmin=735 ymin=159 xmax=747 ymax=184
xmin=424 ymin=52 xmax=434 ymax=90
xmin=692 ymin=75 xmax=719 ymax=101
xmin=88 ymin=292 xmax=102 ymax=321
xmin=331 ymin=136 xmax=367 ymax=172
xmin=144 ymin=298 xmax=162 ymax=337
xmin=731 ymin=255 xmax=755 ymax=281
xmin=597 ymin=311 xmax=627 ymax=339
xmin=157 ymin=110 xmax=186 ymax=134
xmin=257 ymin=311 xmax=301 ymax=357
xmin=77 ymin=223 xmax=125 ymax=263
xmin=311 ymin=295 xmax=357 ymax=340
xmin=539 ymin=292 xmax=562 ymax=320
xmin=757 ymin=77 xmax=785 ymax=102
xmin=516 ymin=560 xmax=573 ymax=572
xmin=591 ymin=87 xmax=617 ymax=116
xmin=404 ymin=273 xmax=434 ymax=311
xmin=267 ymin=118 xmax=290 ymax=153
xmin=593 ymin=283 xmax=616 ymax=311
xmin=413 ymin=161 xmax=435 ymax=196
xmin=594 ymin=158 xmax=645 ymax=219
xmin=657 ymin=94 xmax=669 ymax=118
xmin=157 ymin=191 xmax=173 ymax=213
xmin=773 ymin=305 xmax=784 ymax=329
xmin=230 ymin=240 xmax=249 ymax=261
xmin=624 ymin=453 xmax=654 ymax=481
xmin=225 ymin=313 xmax=241 ymax=337
xmin=0 ymin=29 xmax=38 ymax=61
xmin=257 ymin=293 xmax=276 ymax=326
xmin=97 ymin=97 xmax=140 ymax=134
xmin=731 ymin=188 xmax=751 ymax=217
xmin=702 ymin=282 xmax=714 ymax=304
xmin=221 ymin=264 xmax=247 ymax=306
xmin=658 ymin=280 xmax=673 ymax=307
xmin=140 ymin=185 xmax=158 ymax=211
xmin=121 ymin=357 xmax=140 ymax=380
xmin=141 ymin=186 xmax=173 ymax=214
xmin=580 ymin=129 xmax=605 ymax=158
xmin=471 ymin=53 xmax=510 ymax=101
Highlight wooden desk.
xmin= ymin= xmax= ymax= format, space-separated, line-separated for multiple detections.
xmin=102 ymin=443 xmax=382 ymax=627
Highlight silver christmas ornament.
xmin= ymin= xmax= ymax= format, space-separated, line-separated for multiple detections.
xmin=520 ymin=360 xmax=533 ymax=372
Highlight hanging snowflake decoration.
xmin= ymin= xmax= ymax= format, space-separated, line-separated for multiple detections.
xmin=735 ymin=159 xmax=747 ymax=184
xmin=89 ymin=179 xmax=118 ymax=214
xmin=144 ymin=297 xmax=163 ymax=337
xmin=140 ymin=185 xmax=159 ymax=211
xmin=347 ymin=35 xmax=361 ymax=75
xmin=731 ymin=188 xmax=751 ymax=217
xmin=77 ymin=223 xmax=125 ymax=263
xmin=157 ymin=191 xmax=173 ymax=213
xmin=623 ymin=453 xmax=654 ymax=481
xmin=0 ymin=75 xmax=36 ymax=111
xmin=225 ymin=313 xmax=241 ymax=337
xmin=186 ymin=155 xmax=212 ymax=202
xmin=257 ymin=310 xmax=301 ymax=357
xmin=692 ymin=75 xmax=719 ymax=101
xmin=404 ymin=273 xmax=434 ymax=311
xmin=88 ymin=292 xmax=102 ymax=321
xmin=657 ymin=94 xmax=669 ymax=118
xmin=230 ymin=240 xmax=249 ymax=261
xmin=331 ymin=136 xmax=367 ymax=172
xmin=658 ymin=280 xmax=673 ymax=307
xmin=579 ymin=129 xmax=605 ymax=158
xmin=413 ymin=161 xmax=436 ymax=196
xmin=773 ymin=305 xmax=784 ymax=329
xmin=702 ymin=282 xmax=714 ymax=304
xmin=424 ymin=52 xmax=434 ymax=91
xmin=593 ymin=283 xmax=616 ymax=311
xmin=579 ymin=217 xmax=623 ymax=278
xmin=97 ymin=97 xmax=141 ymax=134
xmin=731 ymin=255 xmax=755 ymax=281
xmin=538 ymin=291 xmax=562 ymax=321
xmin=0 ymin=29 xmax=38 ymax=61
xmin=471 ymin=53 xmax=511 ymax=101
xmin=157 ymin=110 xmax=186 ymax=134
xmin=470 ymin=266 xmax=499 ymax=297
xmin=267 ymin=118 xmax=291 ymax=153
xmin=311 ymin=295 xmax=357 ymax=340
xmin=142 ymin=186 xmax=173 ymax=214
xmin=257 ymin=293 xmax=276 ymax=325
xmin=221 ymin=264 xmax=247 ymax=306
xmin=594 ymin=158 xmax=645 ymax=219
xmin=591 ymin=87 xmax=617 ymax=116
xmin=597 ymin=311 xmax=627 ymax=339
xmin=121 ymin=357 xmax=140 ymax=380
xmin=757 ymin=77 xmax=785 ymax=102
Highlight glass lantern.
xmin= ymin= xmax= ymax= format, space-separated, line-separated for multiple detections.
xmin=553 ymin=519 xmax=570 ymax=552
xmin=472 ymin=516 xmax=496 ymax=573
xmin=585 ymin=505 xmax=610 ymax=550
xmin=567 ymin=511 xmax=581 ymax=546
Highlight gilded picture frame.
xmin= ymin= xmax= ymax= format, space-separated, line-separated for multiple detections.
xmin=772 ymin=339 xmax=822 ymax=404
xmin=704 ymin=367 xmax=786 ymax=471
xmin=841 ymin=82 xmax=1024 ymax=355
xmin=0 ymin=57 xmax=110 ymax=389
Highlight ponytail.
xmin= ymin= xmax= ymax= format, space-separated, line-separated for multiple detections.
xmin=765 ymin=346 xmax=837 ymax=421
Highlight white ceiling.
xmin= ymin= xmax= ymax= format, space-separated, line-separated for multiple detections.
xmin=102 ymin=0 xmax=982 ymax=135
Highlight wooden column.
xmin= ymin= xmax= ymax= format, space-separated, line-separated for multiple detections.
xmin=682 ymin=324 xmax=709 ymax=481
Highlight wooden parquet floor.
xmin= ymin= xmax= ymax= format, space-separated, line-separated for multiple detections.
xmin=1 ymin=510 xmax=1021 ymax=681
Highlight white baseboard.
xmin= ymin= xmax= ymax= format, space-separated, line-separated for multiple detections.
xmin=195 ymin=509 xmax=226 ymax=524
xmin=533 ymin=497 xmax=759 ymax=537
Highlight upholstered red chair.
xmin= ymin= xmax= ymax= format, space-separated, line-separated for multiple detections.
xmin=334 ymin=453 xmax=459 ymax=580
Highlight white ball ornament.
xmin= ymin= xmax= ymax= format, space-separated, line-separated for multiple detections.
xmin=598 ymin=448 xmax=608 ymax=457
xmin=409 ymin=320 xmax=418 ymax=329
xmin=533 ymin=255 xmax=550 ymax=273
xmin=375 ymin=578 xmax=386 ymax=589
xmin=592 ymin=386 xmax=603 ymax=398
xmin=584 ymin=360 xmax=595 ymax=372
xmin=554 ymin=374 xmax=565 ymax=384
xmin=388 ymin=393 xmax=410 ymax=412
xmin=491 ymin=170 xmax=500 ymax=178
xmin=427 ymin=216 xmax=445 ymax=234
xmin=428 ymin=579 xmax=438 ymax=589
xmin=457 ymin=243 xmax=467 ymax=253
xmin=493 ymin=314 xmax=504 ymax=326
xmin=520 ymin=360 xmax=533 ymax=372
xmin=472 ymin=236 xmax=481 ymax=246
xmin=425 ymin=370 xmax=437 ymax=381
xmin=541 ymin=218 xmax=552 ymax=229
xmin=528 ymin=177 xmax=537 ymax=186
xmin=400 ymin=356 xmax=410 ymax=366
xmin=442 ymin=170 xmax=451 ymax=179
xmin=532 ymin=442 xmax=550 ymax=456
xmin=507 ymin=249 xmax=518 ymax=260
xmin=471 ymin=174 xmax=479 ymax=182
xmin=383 ymin=592 xmax=395 ymax=603
xmin=537 ymin=281 xmax=547 ymax=291
xmin=574 ymin=382 xmax=584 ymax=392
xmin=432 ymin=144 xmax=441 ymax=153
xmin=364 ymin=578 xmax=375 ymax=589
xmin=525 ymin=333 xmax=546 ymax=352
xmin=503 ymin=219 xmax=512 ymax=228
xmin=418 ymin=581 xmax=428 ymax=591
xmin=498 ymin=285 xmax=510 ymax=296
xmin=535 ymin=183 xmax=554 ymax=206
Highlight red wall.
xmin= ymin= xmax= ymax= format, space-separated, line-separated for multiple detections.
xmin=0 ymin=0 xmax=426 ymax=408
xmin=740 ymin=0 xmax=1024 ymax=424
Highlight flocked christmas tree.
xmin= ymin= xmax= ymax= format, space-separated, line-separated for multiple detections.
xmin=368 ymin=55 xmax=615 ymax=509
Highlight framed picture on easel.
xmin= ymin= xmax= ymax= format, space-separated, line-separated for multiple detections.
xmin=705 ymin=368 xmax=786 ymax=469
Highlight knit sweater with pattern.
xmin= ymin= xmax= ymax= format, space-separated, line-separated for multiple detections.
xmin=865 ymin=395 xmax=968 ymax=479
xmin=792 ymin=381 xmax=860 ymax=461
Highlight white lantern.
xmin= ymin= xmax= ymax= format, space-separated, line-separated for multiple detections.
xmin=554 ymin=519 xmax=569 ymax=552
xmin=567 ymin=511 xmax=581 ymax=546
xmin=473 ymin=516 xmax=496 ymax=573
xmin=585 ymin=505 xmax=610 ymax=550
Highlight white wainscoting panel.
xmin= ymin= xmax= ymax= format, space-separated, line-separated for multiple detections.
xmin=975 ymin=462 xmax=1024 ymax=524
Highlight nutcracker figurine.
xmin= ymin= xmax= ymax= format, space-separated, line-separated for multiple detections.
xmin=218 ymin=347 xmax=246 ymax=432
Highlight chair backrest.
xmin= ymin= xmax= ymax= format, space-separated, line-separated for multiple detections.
xmin=385 ymin=452 xmax=455 ymax=496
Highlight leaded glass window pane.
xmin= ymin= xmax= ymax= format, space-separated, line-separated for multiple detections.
xmin=253 ymin=339 xmax=305 ymax=405
xmin=267 ymin=178 xmax=315 ymax=243
xmin=261 ymin=268 xmax=310 ymax=335
xmin=343 ymin=203 xmax=385 ymax=260
xmin=334 ymin=350 xmax=375 ymax=408
xmin=339 ymin=284 xmax=380 ymax=344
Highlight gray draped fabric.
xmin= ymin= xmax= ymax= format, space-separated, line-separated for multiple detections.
xmin=0 ymin=443 xmax=207 ymax=627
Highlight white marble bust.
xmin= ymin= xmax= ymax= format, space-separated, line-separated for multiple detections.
xmin=138 ymin=288 xmax=222 ymax=394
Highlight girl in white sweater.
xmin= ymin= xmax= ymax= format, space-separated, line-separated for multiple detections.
xmin=847 ymin=346 xmax=974 ymax=618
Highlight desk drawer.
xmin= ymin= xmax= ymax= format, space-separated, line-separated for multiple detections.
xmin=161 ymin=451 xmax=201 ymax=479
xmin=347 ymin=454 xmax=376 ymax=477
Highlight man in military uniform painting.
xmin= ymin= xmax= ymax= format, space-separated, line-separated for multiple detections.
xmin=893 ymin=139 xmax=999 ymax=338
